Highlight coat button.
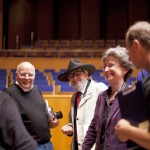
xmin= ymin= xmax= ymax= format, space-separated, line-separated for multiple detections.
xmin=106 ymin=144 xmax=110 ymax=147
xmin=106 ymin=132 xmax=109 ymax=137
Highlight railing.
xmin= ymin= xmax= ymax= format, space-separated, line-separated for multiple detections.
xmin=0 ymin=48 xmax=106 ymax=57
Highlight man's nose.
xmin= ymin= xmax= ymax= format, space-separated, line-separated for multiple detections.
xmin=24 ymin=74 xmax=30 ymax=78
xmin=103 ymin=66 xmax=109 ymax=71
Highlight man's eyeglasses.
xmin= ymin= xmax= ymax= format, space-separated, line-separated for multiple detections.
xmin=19 ymin=73 xmax=34 ymax=78
xmin=101 ymin=64 xmax=120 ymax=71
xmin=67 ymin=71 xmax=83 ymax=80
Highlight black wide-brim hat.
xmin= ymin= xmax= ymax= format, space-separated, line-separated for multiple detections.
xmin=58 ymin=59 xmax=96 ymax=82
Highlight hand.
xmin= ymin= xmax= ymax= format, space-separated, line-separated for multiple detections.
xmin=114 ymin=119 xmax=131 ymax=142
xmin=61 ymin=124 xmax=73 ymax=136
xmin=48 ymin=118 xmax=59 ymax=128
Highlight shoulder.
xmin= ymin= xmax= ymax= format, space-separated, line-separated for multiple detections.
xmin=4 ymin=84 xmax=18 ymax=92
xmin=96 ymin=82 xmax=108 ymax=89
xmin=95 ymin=90 xmax=107 ymax=106
xmin=32 ymin=85 xmax=42 ymax=95
xmin=0 ymin=91 xmax=12 ymax=102
xmin=0 ymin=91 xmax=18 ymax=111
xmin=91 ymin=80 xmax=108 ymax=91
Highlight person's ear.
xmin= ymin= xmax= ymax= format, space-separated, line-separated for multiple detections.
xmin=133 ymin=39 xmax=142 ymax=52
xmin=123 ymin=68 xmax=129 ymax=76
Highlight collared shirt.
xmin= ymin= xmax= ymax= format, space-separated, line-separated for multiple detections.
xmin=15 ymin=81 xmax=33 ymax=92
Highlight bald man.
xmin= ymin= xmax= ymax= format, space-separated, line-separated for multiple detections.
xmin=4 ymin=62 xmax=58 ymax=150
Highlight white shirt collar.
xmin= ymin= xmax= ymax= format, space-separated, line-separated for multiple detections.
xmin=80 ymin=80 xmax=88 ymax=94
xmin=15 ymin=81 xmax=33 ymax=92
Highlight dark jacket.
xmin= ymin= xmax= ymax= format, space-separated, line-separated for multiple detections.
xmin=82 ymin=87 xmax=127 ymax=150
xmin=0 ymin=91 xmax=37 ymax=150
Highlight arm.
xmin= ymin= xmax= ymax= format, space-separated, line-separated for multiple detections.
xmin=61 ymin=95 xmax=75 ymax=136
xmin=1 ymin=93 xmax=37 ymax=150
xmin=61 ymin=110 xmax=73 ymax=136
xmin=115 ymin=119 xmax=150 ymax=150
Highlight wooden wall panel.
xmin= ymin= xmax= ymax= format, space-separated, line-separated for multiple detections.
xmin=8 ymin=0 xmax=37 ymax=48
xmin=106 ymin=0 xmax=128 ymax=39
xmin=0 ymin=0 xmax=3 ymax=48
xmin=36 ymin=0 xmax=53 ymax=39
xmin=4 ymin=0 xmax=150 ymax=47
xmin=8 ymin=0 xmax=26 ymax=48
xmin=128 ymin=0 xmax=149 ymax=26
xmin=58 ymin=0 xmax=80 ymax=39
xmin=80 ymin=0 xmax=101 ymax=39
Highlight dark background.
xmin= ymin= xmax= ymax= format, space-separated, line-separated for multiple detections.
xmin=2 ymin=0 xmax=150 ymax=48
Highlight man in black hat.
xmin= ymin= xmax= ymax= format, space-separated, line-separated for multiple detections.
xmin=58 ymin=59 xmax=107 ymax=150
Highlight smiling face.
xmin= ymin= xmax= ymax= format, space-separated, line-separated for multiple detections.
xmin=103 ymin=56 xmax=128 ymax=85
xmin=68 ymin=69 xmax=88 ymax=91
xmin=16 ymin=62 xmax=35 ymax=91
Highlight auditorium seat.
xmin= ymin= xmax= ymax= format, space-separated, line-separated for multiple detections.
xmin=105 ymin=39 xmax=116 ymax=48
xmin=70 ymin=39 xmax=83 ymax=50
xmin=137 ymin=69 xmax=148 ymax=81
xmin=21 ymin=45 xmax=32 ymax=49
xmin=58 ymin=40 xmax=71 ymax=50
xmin=45 ymin=69 xmax=74 ymax=93
xmin=0 ymin=69 xmax=7 ymax=90
xmin=94 ymin=39 xmax=105 ymax=49
xmin=93 ymin=69 xmax=103 ymax=76
xmin=92 ymin=76 xmax=105 ymax=82
xmin=92 ymin=75 xmax=110 ymax=86
xmin=34 ymin=79 xmax=49 ymax=85
xmin=47 ymin=40 xmax=59 ymax=50
xmin=82 ymin=40 xmax=94 ymax=50
xmin=54 ymin=79 xmax=69 ymax=85
xmin=34 ymin=39 xmax=48 ymax=49
xmin=117 ymin=39 xmax=126 ymax=47
xmin=60 ymin=85 xmax=74 ymax=92
xmin=38 ymin=85 xmax=53 ymax=92
xmin=44 ymin=69 xmax=55 ymax=73
xmin=127 ymin=77 xmax=137 ymax=85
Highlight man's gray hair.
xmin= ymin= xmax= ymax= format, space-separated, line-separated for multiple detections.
xmin=126 ymin=21 xmax=150 ymax=50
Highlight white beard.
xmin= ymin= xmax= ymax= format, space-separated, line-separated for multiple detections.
xmin=71 ymin=78 xmax=87 ymax=92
